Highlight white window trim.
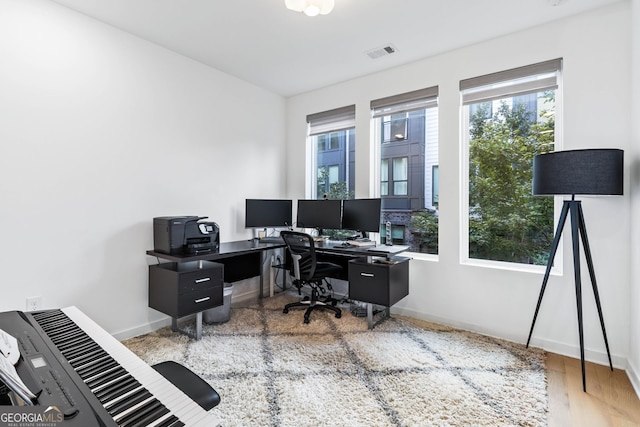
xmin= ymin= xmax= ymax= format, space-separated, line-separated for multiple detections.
xmin=371 ymin=87 xmax=439 ymax=257
xmin=459 ymin=62 xmax=564 ymax=274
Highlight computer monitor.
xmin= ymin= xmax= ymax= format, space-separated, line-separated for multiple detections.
xmin=245 ymin=199 xmax=293 ymax=228
xmin=341 ymin=198 xmax=382 ymax=238
xmin=296 ymin=199 xmax=342 ymax=234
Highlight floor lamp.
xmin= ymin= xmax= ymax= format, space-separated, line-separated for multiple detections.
xmin=526 ymin=148 xmax=623 ymax=392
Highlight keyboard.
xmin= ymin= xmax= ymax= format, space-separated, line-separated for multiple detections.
xmin=259 ymin=236 xmax=284 ymax=244
xmin=0 ymin=307 xmax=221 ymax=426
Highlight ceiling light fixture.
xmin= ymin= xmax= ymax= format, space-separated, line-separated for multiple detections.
xmin=285 ymin=0 xmax=335 ymax=16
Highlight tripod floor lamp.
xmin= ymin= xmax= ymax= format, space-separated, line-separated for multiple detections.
xmin=526 ymin=148 xmax=623 ymax=392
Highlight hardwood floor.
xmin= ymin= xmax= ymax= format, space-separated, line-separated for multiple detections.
xmin=547 ymin=352 xmax=640 ymax=426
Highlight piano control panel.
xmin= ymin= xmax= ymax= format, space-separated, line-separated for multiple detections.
xmin=1 ymin=311 xmax=105 ymax=426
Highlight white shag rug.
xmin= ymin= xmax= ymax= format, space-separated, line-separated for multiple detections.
xmin=123 ymin=293 xmax=548 ymax=427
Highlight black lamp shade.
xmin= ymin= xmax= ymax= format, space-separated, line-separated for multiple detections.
xmin=532 ymin=149 xmax=624 ymax=196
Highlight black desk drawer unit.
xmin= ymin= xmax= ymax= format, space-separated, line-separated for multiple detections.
xmin=149 ymin=261 xmax=224 ymax=318
xmin=348 ymin=257 xmax=409 ymax=307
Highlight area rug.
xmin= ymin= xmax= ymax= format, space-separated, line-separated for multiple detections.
xmin=123 ymin=293 xmax=548 ymax=427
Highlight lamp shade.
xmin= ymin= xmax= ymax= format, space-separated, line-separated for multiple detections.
xmin=532 ymin=149 xmax=623 ymax=196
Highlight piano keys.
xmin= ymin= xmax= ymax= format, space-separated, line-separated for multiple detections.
xmin=0 ymin=307 xmax=221 ymax=427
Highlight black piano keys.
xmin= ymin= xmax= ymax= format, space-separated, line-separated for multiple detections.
xmin=32 ymin=310 xmax=185 ymax=427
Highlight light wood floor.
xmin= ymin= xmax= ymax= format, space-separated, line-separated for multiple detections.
xmin=547 ymin=352 xmax=640 ymax=426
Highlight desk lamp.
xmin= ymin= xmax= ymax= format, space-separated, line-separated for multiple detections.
xmin=526 ymin=148 xmax=623 ymax=392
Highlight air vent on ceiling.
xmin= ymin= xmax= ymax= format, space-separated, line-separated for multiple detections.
xmin=365 ymin=44 xmax=397 ymax=59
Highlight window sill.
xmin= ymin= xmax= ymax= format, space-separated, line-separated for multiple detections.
xmin=460 ymin=257 xmax=562 ymax=276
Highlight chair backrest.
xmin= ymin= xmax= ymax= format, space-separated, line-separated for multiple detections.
xmin=280 ymin=231 xmax=317 ymax=281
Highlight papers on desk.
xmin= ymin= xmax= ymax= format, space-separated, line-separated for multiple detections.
xmin=345 ymin=239 xmax=376 ymax=247
xmin=367 ymin=245 xmax=410 ymax=254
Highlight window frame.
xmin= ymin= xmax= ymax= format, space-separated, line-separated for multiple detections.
xmin=371 ymin=86 xmax=439 ymax=256
xmin=306 ymin=105 xmax=356 ymax=200
xmin=459 ymin=59 xmax=563 ymax=273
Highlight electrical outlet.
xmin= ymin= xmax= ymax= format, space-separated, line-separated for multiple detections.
xmin=26 ymin=296 xmax=42 ymax=312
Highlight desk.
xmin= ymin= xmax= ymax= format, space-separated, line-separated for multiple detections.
xmin=278 ymin=240 xmax=411 ymax=329
xmin=146 ymin=240 xmax=284 ymax=339
xmin=147 ymin=239 xmax=410 ymax=335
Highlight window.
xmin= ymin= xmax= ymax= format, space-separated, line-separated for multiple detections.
xmin=307 ymin=106 xmax=355 ymax=200
xmin=392 ymin=157 xmax=408 ymax=195
xmin=380 ymin=159 xmax=388 ymax=196
xmin=381 ymin=224 xmax=406 ymax=245
xmin=316 ymin=165 xmax=340 ymax=196
xmin=461 ymin=58 xmax=562 ymax=266
xmin=317 ymin=132 xmax=341 ymax=151
xmin=432 ymin=165 xmax=439 ymax=206
xmin=371 ymin=87 xmax=439 ymax=254
xmin=382 ymin=113 xmax=408 ymax=142
xmin=380 ymin=157 xmax=409 ymax=196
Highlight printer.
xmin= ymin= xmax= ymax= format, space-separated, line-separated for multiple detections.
xmin=153 ymin=216 xmax=220 ymax=255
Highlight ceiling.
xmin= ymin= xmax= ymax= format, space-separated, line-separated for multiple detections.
xmin=50 ymin=0 xmax=621 ymax=97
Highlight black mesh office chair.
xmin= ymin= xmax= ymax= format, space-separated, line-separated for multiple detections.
xmin=280 ymin=231 xmax=342 ymax=324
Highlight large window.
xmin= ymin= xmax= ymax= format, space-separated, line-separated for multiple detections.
xmin=307 ymin=106 xmax=355 ymax=200
xmin=461 ymin=59 xmax=562 ymax=266
xmin=371 ymin=87 xmax=439 ymax=254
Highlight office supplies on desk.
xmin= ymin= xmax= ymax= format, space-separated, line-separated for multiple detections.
xmin=344 ymin=239 xmax=376 ymax=247
xmin=153 ymin=216 xmax=219 ymax=254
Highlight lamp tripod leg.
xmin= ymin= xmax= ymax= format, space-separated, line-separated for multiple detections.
xmin=527 ymin=201 xmax=571 ymax=348
xmin=570 ymin=202 xmax=587 ymax=392
xmin=576 ymin=203 xmax=614 ymax=371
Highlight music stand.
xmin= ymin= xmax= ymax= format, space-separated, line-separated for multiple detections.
xmin=526 ymin=148 xmax=623 ymax=392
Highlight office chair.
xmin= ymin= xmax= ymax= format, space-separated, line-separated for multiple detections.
xmin=280 ymin=231 xmax=342 ymax=324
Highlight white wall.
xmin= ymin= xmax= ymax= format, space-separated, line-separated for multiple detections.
xmin=287 ymin=1 xmax=633 ymax=375
xmin=628 ymin=0 xmax=640 ymax=395
xmin=0 ymin=0 xmax=286 ymax=336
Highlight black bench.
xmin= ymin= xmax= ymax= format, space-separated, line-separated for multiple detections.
xmin=152 ymin=361 xmax=221 ymax=410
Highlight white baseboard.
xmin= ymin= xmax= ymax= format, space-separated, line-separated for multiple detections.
xmin=627 ymin=358 xmax=640 ymax=399
xmin=113 ymin=316 xmax=171 ymax=341
xmin=390 ymin=306 xmax=628 ymax=370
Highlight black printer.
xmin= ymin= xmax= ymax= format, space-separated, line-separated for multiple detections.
xmin=153 ymin=216 xmax=220 ymax=254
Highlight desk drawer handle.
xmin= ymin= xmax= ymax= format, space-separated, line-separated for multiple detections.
xmin=194 ymin=297 xmax=211 ymax=303
xmin=194 ymin=278 xmax=211 ymax=284
xmin=360 ymin=272 xmax=375 ymax=277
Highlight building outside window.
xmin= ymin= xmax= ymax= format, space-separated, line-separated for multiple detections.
xmin=382 ymin=113 xmax=408 ymax=142
xmin=460 ymin=58 xmax=562 ymax=266
xmin=371 ymin=87 xmax=439 ymax=254
xmin=307 ymin=106 xmax=355 ymax=201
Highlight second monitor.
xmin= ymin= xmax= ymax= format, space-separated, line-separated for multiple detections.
xmin=245 ymin=199 xmax=292 ymax=229
xmin=296 ymin=199 xmax=342 ymax=235
xmin=296 ymin=198 xmax=382 ymax=239
xmin=341 ymin=198 xmax=382 ymax=239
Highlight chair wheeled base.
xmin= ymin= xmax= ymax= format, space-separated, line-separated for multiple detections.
xmin=283 ymin=285 xmax=341 ymax=324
